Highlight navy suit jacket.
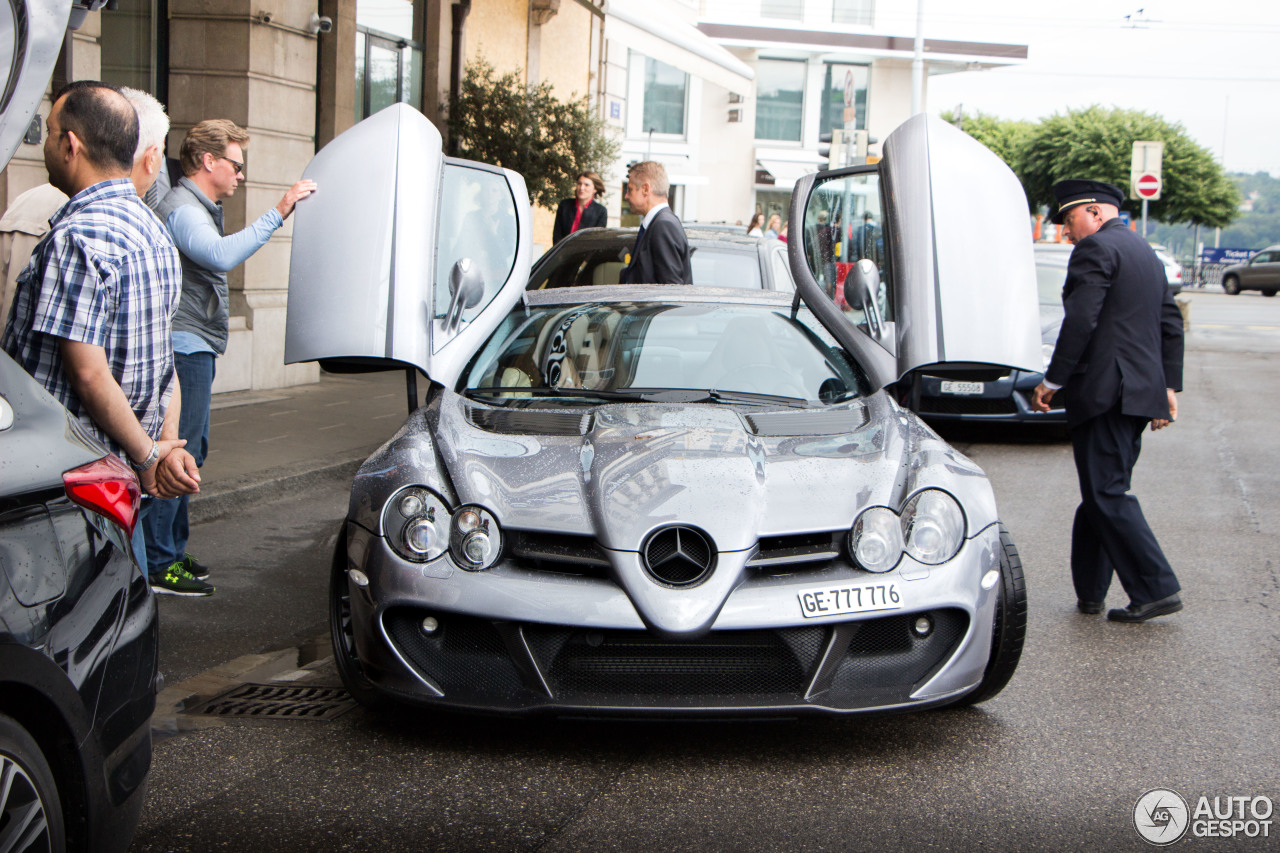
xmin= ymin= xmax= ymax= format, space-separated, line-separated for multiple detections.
xmin=619 ymin=205 xmax=693 ymax=285
xmin=1045 ymin=218 xmax=1184 ymax=427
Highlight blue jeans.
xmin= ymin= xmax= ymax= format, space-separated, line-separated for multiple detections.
xmin=140 ymin=352 xmax=215 ymax=577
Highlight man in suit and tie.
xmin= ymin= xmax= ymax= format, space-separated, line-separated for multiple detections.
xmin=619 ymin=161 xmax=693 ymax=285
xmin=1032 ymin=179 xmax=1185 ymax=623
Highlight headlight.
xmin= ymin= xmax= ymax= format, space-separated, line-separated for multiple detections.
xmin=849 ymin=507 xmax=904 ymax=573
xmin=384 ymin=486 xmax=450 ymax=562
xmin=901 ymin=489 xmax=965 ymax=565
xmin=451 ymin=504 xmax=502 ymax=571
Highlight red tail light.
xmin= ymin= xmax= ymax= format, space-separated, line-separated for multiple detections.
xmin=63 ymin=454 xmax=141 ymax=535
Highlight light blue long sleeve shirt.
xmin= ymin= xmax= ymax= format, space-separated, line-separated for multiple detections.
xmin=165 ymin=204 xmax=283 ymax=274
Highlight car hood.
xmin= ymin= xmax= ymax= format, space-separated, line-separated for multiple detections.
xmin=351 ymin=392 xmax=998 ymax=637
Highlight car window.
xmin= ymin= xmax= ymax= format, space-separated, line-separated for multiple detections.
xmin=530 ymin=244 xmax=763 ymax=290
xmin=462 ymin=301 xmax=868 ymax=404
xmin=800 ymin=172 xmax=892 ymax=332
xmin=689 ymin=248 xmax=760 ymax=289
xmin=769 ymin=247 xmax=795 ymax=293
xmin=434 ymin=165 xmax=519 ymax=347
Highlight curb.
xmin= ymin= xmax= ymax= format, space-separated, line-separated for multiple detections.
xmin=186 ymin=455 xmax=366 ymax=525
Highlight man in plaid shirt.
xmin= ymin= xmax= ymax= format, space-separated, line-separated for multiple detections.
xmin=2 ymin=81 xmax=200 ymax=586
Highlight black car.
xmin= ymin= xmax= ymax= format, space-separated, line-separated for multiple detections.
xmin=1 ymin=352 xmax=158 ymax=852
xmin=1 ymin=0 xmax=157 ymax=850
xmin=901 ymin=243 xmax=1068 ymax=428
xmin=530 ymin=227 xmax=794 ymax=291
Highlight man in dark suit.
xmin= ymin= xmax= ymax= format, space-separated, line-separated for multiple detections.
xmin=1032 ymin=180 xmax=1184 ymax=623
xmin=619 ymin=161 xmax=693 ymax=285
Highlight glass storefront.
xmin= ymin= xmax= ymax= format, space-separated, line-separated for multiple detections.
xmin=356 ymin=0 xmax=423 ymax=121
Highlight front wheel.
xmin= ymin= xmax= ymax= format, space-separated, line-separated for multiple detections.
xmin=330 ymin=525 xmax=393 ymax=711
xmin=953 ymin=524 xmax=1027 ymax=707
xmin=1222 ymin=275 xmax=1240 ymax=295
xmin=0 ymin=712 xmax=66 ymax=853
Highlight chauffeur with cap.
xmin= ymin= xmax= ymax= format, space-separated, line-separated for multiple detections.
xmin=1031 ymin=179 xmax=1185 ymax=623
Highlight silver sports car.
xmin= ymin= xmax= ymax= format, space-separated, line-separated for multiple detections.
xmin=285 ymin=105 xmax=1041 ymax=716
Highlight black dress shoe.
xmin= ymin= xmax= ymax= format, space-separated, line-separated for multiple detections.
xmin=1107 ymin=593 xmax=1183 ymax=623
xmin=1077 ymin=600 xmax=1104 ymax=615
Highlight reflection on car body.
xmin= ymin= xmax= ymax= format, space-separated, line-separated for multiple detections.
xmin=286 ymin=106 xmax=1040 ymax=717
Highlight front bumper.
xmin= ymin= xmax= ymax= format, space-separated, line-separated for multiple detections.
xmin=341 ymin=521 xmax=1004 ymax=716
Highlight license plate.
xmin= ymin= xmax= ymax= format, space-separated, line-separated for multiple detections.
xmin=941 ymin=380 xmax=983 ymax=395
xmin=797 ymin=582 xmax=904 ymax=619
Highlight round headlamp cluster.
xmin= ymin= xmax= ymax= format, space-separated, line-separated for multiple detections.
xmin=848 ymin=489 xmax=965 ymax=573
xmin=384 ymin=487 xmax=502 ymax=571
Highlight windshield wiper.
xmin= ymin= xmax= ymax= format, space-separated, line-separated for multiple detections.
xmin=611 ymin=387 xmax=811 ymax=408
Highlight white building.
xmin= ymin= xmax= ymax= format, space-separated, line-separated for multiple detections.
xmin=599 ymin=0 xmax=1027 ymax=228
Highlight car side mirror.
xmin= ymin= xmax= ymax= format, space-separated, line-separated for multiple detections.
xmin=844 ymin=258 xmax=883 ymax=339
xmin=443 ymin=258 xmax=485 ymax=334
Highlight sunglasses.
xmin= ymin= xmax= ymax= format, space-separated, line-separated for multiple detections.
xmin=219 ymin=156 xmax=244 ymax=175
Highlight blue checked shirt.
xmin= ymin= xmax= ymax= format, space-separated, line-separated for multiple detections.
xmin=1 ymin=179 xmax=182 ymax=461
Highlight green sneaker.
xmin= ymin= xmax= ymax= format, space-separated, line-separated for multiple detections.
xmin=181 ymin=553 xmax=211 ymax=580
xmin=151 ymin=563 xmax=215 ymax=597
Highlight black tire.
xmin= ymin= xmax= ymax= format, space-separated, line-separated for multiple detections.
xmin=0 ymin=712 xmax=66 ymax=853
xmin=330 ymin=526 xmax=393 ymax=711
xmin=954 ymin=524 xmax=1027 ymax=707
xmin=1222 ymin=275 xmax=1240 ymax=295
xmin=1264 ymin=290 xmax=1277 ymax=298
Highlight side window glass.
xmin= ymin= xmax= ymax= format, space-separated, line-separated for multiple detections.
xmin=770 ymin=248 xmax=795 ymax=293
xmin=800 ymin=171 xmax=893 ymax=336
xmin=435 ymin=165 xmax=518 ymax=349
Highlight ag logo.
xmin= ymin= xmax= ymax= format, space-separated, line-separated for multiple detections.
xmin=1134 ymin=788 xmax=1190 ymax=845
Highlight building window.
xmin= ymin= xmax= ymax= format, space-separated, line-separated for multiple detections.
xmin=636 ymin=55 xmax=688 ymax=137
xmin=101 ymin=0 xmax=164 ymax=98
xmin=355 ymin=0 xmax=423 ymax=121
xmin=760 ymin=0 xmax=803 ymax=21
xmin=822 ymin=63 xmax=869 ymax=133
xmin=833 ymin=0 xmax=874 ymax=26
xmin=754 ymin=59 xmax=805 ymax=143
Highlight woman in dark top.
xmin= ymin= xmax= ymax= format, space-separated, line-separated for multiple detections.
xmin=552 ymin=171 xmax=607 ymax=244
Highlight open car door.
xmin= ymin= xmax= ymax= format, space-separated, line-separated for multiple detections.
xmin=285 ymin=103 xmax=532 ymax=388
xmin=1 ymin=0 xmax=77 ymax=166
xmin=788 ymin=113 xmax=1041 ymax=392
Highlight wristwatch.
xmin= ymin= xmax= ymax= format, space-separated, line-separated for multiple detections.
xmin=130 ymin=440 xmax=159 ymax=472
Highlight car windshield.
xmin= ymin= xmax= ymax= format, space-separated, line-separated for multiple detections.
xmin=461 ymin=300 xmax=868 ymax=406
xmin=530 ymin=243 xmax=761 ymax=290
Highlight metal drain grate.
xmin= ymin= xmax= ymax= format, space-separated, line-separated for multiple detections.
xmin=183 ymin=683 xmax=356 ymax=720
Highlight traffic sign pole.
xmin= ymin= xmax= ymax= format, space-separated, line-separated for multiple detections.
xmin=1142 ymin=198 xmax=1148 ymax=237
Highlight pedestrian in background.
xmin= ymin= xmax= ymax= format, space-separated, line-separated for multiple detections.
xmin=1032 ymin=179 xmax=1185 ymax=623
xmin=552 ymin=171 xmax=606 ymax=245
xmin=746 ymin=212 xmax=764 ymax=237
xmin=141 ymin=118 xmax=316 ymax=596
xmin=765 ymin=213 xmax=781 ymax=239
xmin=618 ymin=161 xmax=692 ymax=285
xmin=1 ymin=81 xmax=196 ymax=569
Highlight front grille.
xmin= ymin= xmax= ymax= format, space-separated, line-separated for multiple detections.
xmin=384 ymin=608 xmax=526 ymax=700
xmin=507 ymin=530 xmax=611 ymax=578
xmin=525 ymin=626 xmax=827 ymax=698
xmin=748 ymin=531 xmax=843 ymax=571
xmin=919 ymin=396 xmax=1017 ymax=416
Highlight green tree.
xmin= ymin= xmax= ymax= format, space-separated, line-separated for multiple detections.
xmin=446 ymin=58 xmax=620 ymax=209
xmin=940 ymin=109 xmax=1034 ymax=174
xmin=1019 ymin=106 xmax=1238 ymax=228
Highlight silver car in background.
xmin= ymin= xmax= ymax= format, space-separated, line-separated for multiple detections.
xmin=285 ymin=106 xmax=1041 ymax=717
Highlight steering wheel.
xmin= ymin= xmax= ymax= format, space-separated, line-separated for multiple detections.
xmin=716 ymin=364 xmax=807 ymax=398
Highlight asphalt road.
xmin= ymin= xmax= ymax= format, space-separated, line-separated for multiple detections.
xmin=129 ymin=290 xmax=1280 ymax=852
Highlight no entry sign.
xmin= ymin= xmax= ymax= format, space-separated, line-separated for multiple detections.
xmin=1135 ymin=173 xmax=1162 ymax=200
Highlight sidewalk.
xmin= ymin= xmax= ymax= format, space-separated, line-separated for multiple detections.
xmin=187 ymin=369 xmax=415 ymax=523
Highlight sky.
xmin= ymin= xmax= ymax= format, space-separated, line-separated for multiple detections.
xmin=911 ymin=0 xmax=1280 ymax=177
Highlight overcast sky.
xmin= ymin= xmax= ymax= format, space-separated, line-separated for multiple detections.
xmin=913 ymin=0 xmax=1280 ymax=177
